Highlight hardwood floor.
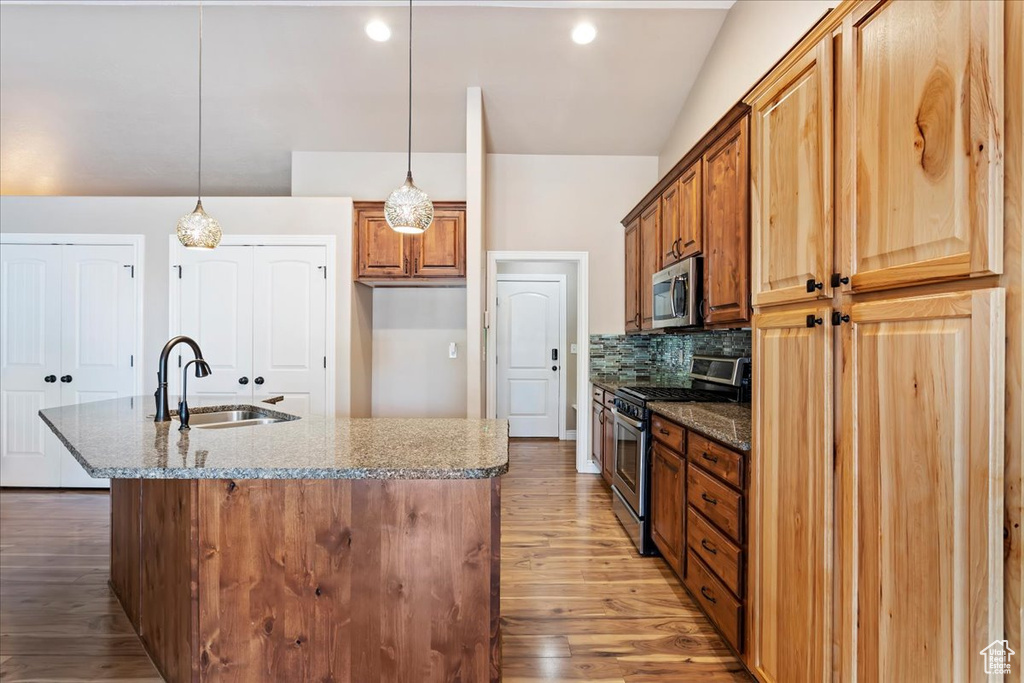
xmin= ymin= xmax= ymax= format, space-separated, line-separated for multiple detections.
xmin=0 ymin=440 xmax=748 ymax=682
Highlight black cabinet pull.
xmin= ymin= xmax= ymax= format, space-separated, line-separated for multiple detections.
xmin=831 ymin=273 xmax=850 ymax=287
xmin=700 ymin=586 xmax=717 ymax=604
xmin=60 ymin=375 xmax=72 ymax=383
xmin=701 ymin=452 xmax=719 ymax=464
xmin=831 ymin=311 xmax=851 ymax=326
xmin=701 ymin=492 xmax=718 ymax=506
xmin=806 ymin=278 xmax=824 ymax=292
xmin=806 ymin=314 xmax=823 ymax=328
xmin=238 ymin=376 xmax=249 ymax=385
xmin=254 ymin=376 xmax=265 ymax=385
xmin=659 ymin=428 xmax=670 ymax=436
xmin=44 ymin=375 xmax=57 ymax=383
xmin=700 ymin=538 xmax=718 ymax=555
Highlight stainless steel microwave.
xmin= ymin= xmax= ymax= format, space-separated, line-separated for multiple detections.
xmin=652 ymin=257 xmax=701 ymax=329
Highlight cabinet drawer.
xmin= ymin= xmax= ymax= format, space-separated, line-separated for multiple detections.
xmin=651 ymin=414 xmax=685 ymax=451
xmin=687 ymin=432 xmax=744 ymax=489
xmin=687 ymin=506 xmax=743 ymax=597
xmin=687 ymin=464 xmax=743 ymax=544
xmin=685 ymin=551 xmax=743 ymax=652
xmin=592 ymin=386 xmax=606 ymax=403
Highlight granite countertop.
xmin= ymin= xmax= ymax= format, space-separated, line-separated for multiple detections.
xmin=647 ymin=401 xmax=751 ymax=453
xmin=590 ymin=375 xmax=691 ymax=394
xmin=39 ymin=397 xmax=509 ymax=480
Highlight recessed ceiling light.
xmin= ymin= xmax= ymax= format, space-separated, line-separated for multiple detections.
xmin=365 ymin=20 xmax=391 ymax=42
xmin=572 ymin=22 xmax=597 ymax=45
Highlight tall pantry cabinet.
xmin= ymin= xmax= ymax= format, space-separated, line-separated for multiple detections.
xmin=746 ymin=1 xmax=1011 ymax=681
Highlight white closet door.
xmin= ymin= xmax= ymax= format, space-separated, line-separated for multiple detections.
xmin=0 ymin=244 xmax=63 ymax=487
xmin=252 ymin=246 xmax=327 ymax=415
xmin=57 ymin=245 xmax=135 ymax=487
xmin=176 ymin=246 xmax=254 ymax=403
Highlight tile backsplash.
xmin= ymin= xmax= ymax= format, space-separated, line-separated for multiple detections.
xmin=590 ymin=330 xmax=751 ymax=380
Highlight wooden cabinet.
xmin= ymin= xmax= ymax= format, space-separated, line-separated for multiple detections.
xmin=650 ymin=442 xmax=685 ymax=577
xmin=591 ymin=399 xmax=605 ymax=481
xmin=624 ymin=217 xmax=641 ymax=332
xmin=749 ymin=302 xmax=833 ymax=683
xmin=703 ymin=117 xmax=751 ymax=326
xmin=354 ymin=202 xmax=466 ymax=282
xmin=659 ymin=179 xmax=681 ymax=269
xmin=749 ymin=36 xmax=834 ymax=308
xmin=639 ymin=200 xmax=661 ymax=330
xmin=677 ymin=162 xmax=703 ymax=261
xmin=835 ymin=288 xmax=1004 ymax=681
xmin=837 ymin=0 xmax=1004 ymax=294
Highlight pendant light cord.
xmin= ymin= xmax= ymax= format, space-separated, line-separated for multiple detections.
xmin=198 ymin=2 xmax=204 ymax=202
xmin=406 ymin=0 xmax=413 ymax=180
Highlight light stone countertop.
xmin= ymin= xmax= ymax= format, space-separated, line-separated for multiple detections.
xmin=39 ymin=397 xmax=509 ymax=480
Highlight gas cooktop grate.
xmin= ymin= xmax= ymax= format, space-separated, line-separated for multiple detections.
xmin=619 ymin=386 xmax=737 ymax=403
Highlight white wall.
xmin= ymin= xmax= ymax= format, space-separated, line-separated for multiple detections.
xmin=485 ymin=154 xmax=658 ymax=335
xmin=0 ymin=195 xmax=356 ymax=414
xmin=658 ymin=0 xmax=836 ymax=174
xmin=291 ymin=151 xmax=467 ymax=200
xmin=370 ymin=287 xmax=468 ymax=418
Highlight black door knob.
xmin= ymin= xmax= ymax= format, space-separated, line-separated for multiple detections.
xmin=238 ymin=376 xmax=249 ymax=385
xmin=60 ymin=375 xmax=72 ymax=383
xmin=44 ymin=375 xmax=57 ymax=383
xmin=254 ymin=376 xmax=264 ymax=385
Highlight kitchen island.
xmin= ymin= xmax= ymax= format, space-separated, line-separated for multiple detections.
xmin=39 ymin=397 xmax=508 ymax=683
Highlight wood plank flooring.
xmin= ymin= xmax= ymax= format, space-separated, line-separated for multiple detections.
xmin=0 ymin=439 xmax=748 ymax=682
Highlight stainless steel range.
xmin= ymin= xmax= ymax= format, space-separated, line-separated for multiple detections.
xmin=610 ymin=355 xmax=750 ymax=555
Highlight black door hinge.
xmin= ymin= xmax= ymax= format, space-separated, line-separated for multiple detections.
xmin=323 ymin=356 xmax=327 ymax=369
xmin=130 ymin=354 xmax=134 ymax=367
xmin=318 ymin=265 xmax=327 ymax=279
xmin=123 ymin=264 xmax=134 ymax=278
xmin=174 ymin=264 xmax=182 ymax=279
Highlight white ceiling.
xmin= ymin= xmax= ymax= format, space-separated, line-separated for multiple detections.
xmin=0 ymin=1 xmax=732 ymax=195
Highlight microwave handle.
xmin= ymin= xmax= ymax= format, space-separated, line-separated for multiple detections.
xmin=669 ymin=276 xmax=680 ymax=318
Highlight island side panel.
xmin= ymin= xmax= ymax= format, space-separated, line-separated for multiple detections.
xmin=489 ymin=477 xmax=501 ymax=683
xmin=109 ymin=478 xmax=141 ymax=631
xmin=196 ymin=477 xmax=500 ymax=683
xmin=140 ymin=479 xmax=199 ymax=683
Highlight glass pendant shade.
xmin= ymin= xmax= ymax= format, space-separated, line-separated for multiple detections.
xmin=176 ymin=200 xmax=222 ymax=249
xmin=384 ymin=174 xmax=434 ymax=234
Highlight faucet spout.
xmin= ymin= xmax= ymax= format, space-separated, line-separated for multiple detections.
xmin=155 ymin=335 xmax=208 ymax=422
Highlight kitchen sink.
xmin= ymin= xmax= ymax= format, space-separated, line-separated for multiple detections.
xmin=174 ymin=407 xmax=298 ymax=430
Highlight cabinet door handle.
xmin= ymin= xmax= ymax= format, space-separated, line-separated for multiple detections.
xmin=659 ymin=428 xmax=670 ymax=435
xmin=700 ymin=538 xmax=718 ymax=555
xmin=701 ymin=452 xmax=719 ymax=464
xmin=598 ymin=412 xmax=605 ymax=425
xmin=806 ymin=278 xmax=824 ymax=292
xmin=238 ymin=376 xmax=249 ymax=385
xmin=699 ymin=299 xmax=708 ymax=321
xmin=700 ymin=586 xmax=717 ymax=604
xmin=701 ymin=492 xmax=718 ymax=506
xmin=60 ymin=375 xmax=72 ymax=383
xmin=44 ymin=375 xmax=57 ymax=383
xmin=414 ymin=257 xmax=419 ymax=271
xmin=254 ymin=376 xmax=265 ymax=385
xmin=404 ymin=257 xmax=409 ymax=272
xmin=673 ymin=237 xmax=682 ymax=257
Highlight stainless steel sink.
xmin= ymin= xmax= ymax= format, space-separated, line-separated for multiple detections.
xmin=174 ymin=408 xmax=297 ymax=430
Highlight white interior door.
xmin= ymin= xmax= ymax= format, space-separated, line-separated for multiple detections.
xmin=496 ymin=279 xmax=563 ymax=437
xmin=58 ymin=245 xmax=135 ymax=488
xmin=175 ymin=245 xmax=254 ymax=403
xmin=252 ymin=246 xmax=327 ymax=415
xmin=0 ymin=244 xmax=63 ymax=487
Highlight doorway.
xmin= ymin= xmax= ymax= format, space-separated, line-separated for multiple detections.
xmin=486 ymin=251 xmax=594 ymax=474
xmin=495 ymin=275 xmax=566 ymax=437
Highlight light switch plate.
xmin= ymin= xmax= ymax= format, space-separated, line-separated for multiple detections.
xmin=570 ymin=343 xmax=578 ymax=354
xmin=449 ymin=342 xmax=458 ymax=359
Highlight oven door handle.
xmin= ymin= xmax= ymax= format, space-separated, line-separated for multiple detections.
xmin=611 ymin=408 xmax=644 ymax=430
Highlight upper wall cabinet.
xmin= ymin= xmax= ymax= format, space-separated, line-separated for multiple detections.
xmin=661 ymin=162 xmax=703 ymax=269
xmin=639 ymin=200 xmax=662 ymax=330
xmin=748 ymin=35 xmax=834 ymax=308
xmin=354 ymin=202 xmax=467 ymax=283
xmin=837 ymin=0 xmax=1004 ymax=293
xmin=625 ymin=217 xmax=641 ymax=332
xmin=703 ymin=117 xmax=751 ymax=327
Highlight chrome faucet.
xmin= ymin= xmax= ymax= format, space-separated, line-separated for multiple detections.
xmin=154 ymin=336 xmax=211 ymax=423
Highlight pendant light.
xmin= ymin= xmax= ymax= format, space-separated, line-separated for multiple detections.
xmin=176 ymin=2 xmax=222 ymax=250
xmin=384 ymin=0 xmax=434 ymax=234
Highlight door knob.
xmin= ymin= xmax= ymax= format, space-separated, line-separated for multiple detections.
xmin=254 ymin=376 xmax=265 ymax=385
xmin=44 ymin=375 xmax=57 ymax=383
xmin=238 ymin=376 xmax=249 ymax=385
xmin=60 ymin=375 xmax=72 ymax=383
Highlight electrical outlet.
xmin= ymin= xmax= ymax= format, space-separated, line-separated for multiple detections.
xmin=449 ymin=342 xmax=458 ymax=359
xmin=679 ymin=349 xmax=685 ymax=363
xmin=570 ymin=343 xmax=578 ymax=354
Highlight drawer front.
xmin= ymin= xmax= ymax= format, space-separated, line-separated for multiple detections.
xmin=603 ymin=391 xmax=616 ymax=410
xmin=651 ymin=414 xmax=685 ymax=451
xmin=687 ymin=432 xmax=744 ymax=489
xmin=685 ymin=551 xmax=743 ymax=652
xmin=687 ymin=464 xmax=743 ymax=544
xmin=687 ymin=506 xmax=743 ymax=596
xmin=592 ymin=386 xmax=606 ymax=403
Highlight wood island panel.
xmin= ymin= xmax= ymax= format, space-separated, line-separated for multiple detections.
xmin=109 ymin=478 xmax=141 ymax=630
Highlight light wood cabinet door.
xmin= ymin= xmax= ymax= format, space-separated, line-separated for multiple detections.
xmin=749 ymin=302 xmax=833 ymax=683
xmin=355 ymin=207 xmax=409 ymax=279
xmin=639 ymin=200 xmax=661 ymax=330
xmin=838 ymin=0 xmax=1004 ymax=293
xmin=660 ymin=179 xmax=681 ymax=269
xmin=650 ymin=442 xmax=685 ymax=577
xmin=624 ymin=218 xmax=641 ymax=332
xmin=412 ymin=209 xmax=465 ymax=278
xmin=835 ymin=288 xmax=1004 ymax=683
xmin=677 ymin=161 xmax=703 ymax=260
xmin=703 ymin=118 xmax=751 ymax=326
xmin=750 ymin=37 xmax=834 ymax=308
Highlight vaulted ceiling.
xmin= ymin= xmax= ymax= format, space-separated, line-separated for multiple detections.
xmin=0 ymin=1 xmax=732 ymax=195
